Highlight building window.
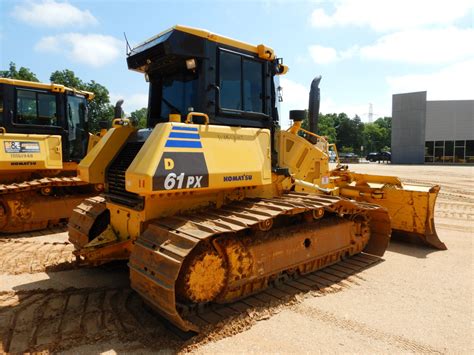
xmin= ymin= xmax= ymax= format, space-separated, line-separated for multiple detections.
xmin=455 ymin=140 xmax=465 ymax=163
xmin=426 ymin=140 xmax=474 ymax=164
xmin=466 ymin=140 xmax=474 ymax=163
xmin=444 ymin=141 xmax=454 ymax=163
xmin=425 ymin=141 xmax=434 ymax=163
xmin=219 ymin=50 xmax=264 ymax=113
xmin=434 ymin=141 xmax=444 ymax=163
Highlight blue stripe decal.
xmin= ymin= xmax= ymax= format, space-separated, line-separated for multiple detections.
xmin=169 ymin=132 xmax=200 ymax=139
xmin=171 ymin=126 xmax=198 ymax=132
xmin=165 ymin=140 xmax=203 ymax=148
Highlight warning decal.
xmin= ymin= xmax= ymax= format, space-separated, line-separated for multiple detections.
xmin=4 ymin=141 xmax=40 ymax=154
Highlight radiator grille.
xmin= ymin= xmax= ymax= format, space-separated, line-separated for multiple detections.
xmin=105 ymin=141 xmax=144 ymax=208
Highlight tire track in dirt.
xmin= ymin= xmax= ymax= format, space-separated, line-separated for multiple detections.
xmin=180 ymin=255 xmax=381 ymax=352
xmin=1 ymin=255 xmax=380 ymax=353
xmin=290 ymin=304 xmax=443 ymax=353
xmin=2 ymin=226 xmax=68 ymax=240
xmin=0 ymin=240 xmax=76 ymax=275
xmin=0 ymin=288 xmax=180 ymax=353
xmin=434 ymin=200 xmax=474 ymax=223
xmin=401 ymin=178 xmax=474 ymax=204
xmin=435 ymin=201 xmax=474 ymax=221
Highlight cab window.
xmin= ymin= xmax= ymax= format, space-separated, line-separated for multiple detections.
xmin=67 ymin=95 xmax=88 ymax=159
xmin=0 ymin=87 xmax=4 ymax=115
xmin=219 ymin=50 xmax=264 ymax=113
xmin=15 ymin=89 xmax=58 ymax=126
xmin=0 ymin=87 xmax=3 ymax=124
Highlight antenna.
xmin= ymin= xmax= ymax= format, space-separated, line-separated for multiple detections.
xmin=124 ymin=32 xmax=132 ymax=56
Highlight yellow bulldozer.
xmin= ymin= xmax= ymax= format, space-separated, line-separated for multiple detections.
xmin=0 ymin=78 xmax=104 ymax=233
xmin=68 ymin=26 xmax=445 ymax=332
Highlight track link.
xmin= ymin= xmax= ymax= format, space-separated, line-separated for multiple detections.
xmin=68 ymin=196 xmax=109 ymax=249
xmin=129 ymin=193 xmax=391 ymax=332
xmin=0 ymin=176 xmax=86 ymax=196
xmin=0 ymin=176 xmax=96 ymax=233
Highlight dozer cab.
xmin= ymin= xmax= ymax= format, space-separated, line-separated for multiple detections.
xmin=0 ymin=78 xmax=103 ymax=233
xmin=69 ymin=25 xmax=443 ymax=332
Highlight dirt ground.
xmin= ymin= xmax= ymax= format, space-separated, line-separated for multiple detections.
xmin=0 ymin=164 xmax=472 ymax=354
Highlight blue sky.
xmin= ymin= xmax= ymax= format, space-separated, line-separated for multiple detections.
xmin=1 ymin=0 xmax=473 ymax=128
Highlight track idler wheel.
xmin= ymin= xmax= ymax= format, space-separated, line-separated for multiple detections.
xmin=177 ymin=245 xmax=227 ymax=303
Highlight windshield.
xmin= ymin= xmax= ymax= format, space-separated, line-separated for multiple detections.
xmin=149 ymin=70 xmax=198 ymax=126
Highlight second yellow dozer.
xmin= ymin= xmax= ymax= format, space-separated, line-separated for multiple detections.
xmin=68 ymin=26 xmax=444 ymax=332
xmin=0 ymin=78 xmax=105 ymax=233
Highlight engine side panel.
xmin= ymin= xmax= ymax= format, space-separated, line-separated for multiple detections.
xmin=0 ymin=133 xmax=62 ymax=172
xmin=125 ymin=122 xmax=272 ymax=194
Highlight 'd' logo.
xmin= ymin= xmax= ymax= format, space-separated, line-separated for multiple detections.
xmin=164 ymin=158 xmax=174 ymax=170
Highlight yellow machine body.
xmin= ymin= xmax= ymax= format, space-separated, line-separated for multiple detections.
xmin=126 ymin=123 xmax=272 ymax=194
xmin=68 ymin=25 xmax=442 ymax=333
xmin=0 ymin=78 xmax=101 ymax=233
xmin=0 ymin=132 xmax=63 ymax=172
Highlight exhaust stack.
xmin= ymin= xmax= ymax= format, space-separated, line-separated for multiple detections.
xmin=308 ymin=76 xmax=321 ymax=138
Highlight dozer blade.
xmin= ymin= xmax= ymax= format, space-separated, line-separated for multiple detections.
xmin=340 ymin=179 xmax=445 ymax=250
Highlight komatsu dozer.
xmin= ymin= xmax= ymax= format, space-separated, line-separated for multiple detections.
xmin=69 ymin=25 xmax=443 ymax=332
xmin=0 ymin=78 xmax=104 ymax=233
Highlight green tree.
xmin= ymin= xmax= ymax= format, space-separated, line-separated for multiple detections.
xmin=317 ymin=114 xmax=337 ymax=142
xmin=0 ymin=62 xmax=39 ymax=82
xmin=130 ymin=107 xmax=148 ymax=128
xmin=373 ymin=117 xmax=391 ymax=149
xmin=333 ymin=114 xmax=364 ymax=154
xmin=83 ymin=80 xmax=114 ymax=131
xmin=362 ymin=123 xmax=385 ymax=152
xmin=50 ymin=69 xmax=114 ymax=132
xmin=50 ymin=69 xmax=83 ymax=88
xmin=301 ymin=112 xmax=337 ymax=143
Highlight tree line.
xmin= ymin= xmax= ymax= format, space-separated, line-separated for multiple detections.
xmin=1 ymin=62 xmax=391 ymax=153
xmin=302 ymin=112 xmax=391 ymax=155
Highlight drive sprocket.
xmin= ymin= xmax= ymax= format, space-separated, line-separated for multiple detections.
xmin=178 ymin=246 xmax=227 ymax=303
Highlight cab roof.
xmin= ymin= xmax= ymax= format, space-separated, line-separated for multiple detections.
xmin=0 ymin=78 xmax=95 ymax=100
xmin=127 ymin=25 xmax=276 ymax=74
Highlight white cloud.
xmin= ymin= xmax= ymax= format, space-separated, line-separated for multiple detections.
xmin=308 ymin=44 xmax=358 ymax=64
xmin=12 ymin=0 xmax=98 ymax=27
xmin=359 ymin=28 xmax=474 ymax=64
xmin=387 ymin=59 xmax=474 ymax=100
xmin=310 ymin=0 xmax=474 ymax=32
xmin=309 ymin=28 xmax=474 ymax=65
xmin=308 ymin=45 xmax=339 ymax=64
xmin=35 ymin=33 xmax=122 ymax=67
xmin=110 ymin=92 xmax=148 ymax=114
xmin=278 ymin=78 xmax=309 ymax=128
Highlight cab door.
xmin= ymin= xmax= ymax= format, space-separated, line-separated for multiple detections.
xmin=65 ymin=95 xmax=89 ymax=161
